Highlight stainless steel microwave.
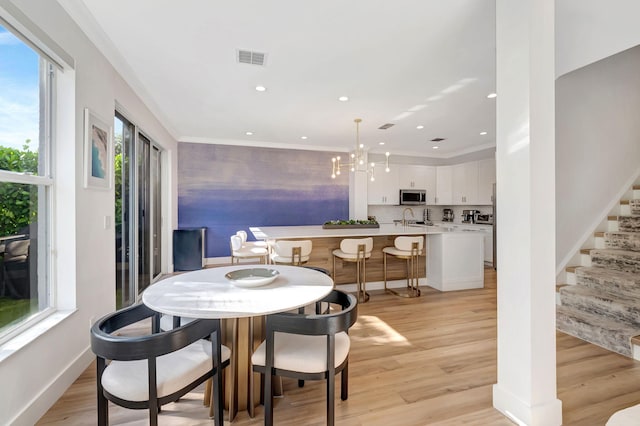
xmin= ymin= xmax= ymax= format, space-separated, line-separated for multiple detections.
xmin=400 ymin=189 xmax=426 ymax=205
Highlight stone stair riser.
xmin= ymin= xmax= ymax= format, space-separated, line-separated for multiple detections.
xmin=556 ymin=310 xmax=632 ymax=357
xmin=559 ymin=289 xmax=640 ymax=328
xmin=590 ymin=250 xmax=640 ymax=274
xmin=618 ymin=215 xmax=640 ymax=232
xmin=576 ymin=267 xmax=640 ymax=299
xmin=604 ymin=232 xmax=640 ymax=251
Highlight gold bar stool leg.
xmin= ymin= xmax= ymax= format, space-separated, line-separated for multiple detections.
xmin=383 ymin=237 xmax=423 ymax=298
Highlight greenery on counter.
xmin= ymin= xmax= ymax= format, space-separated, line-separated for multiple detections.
xmin=323 ymin=219 xmax=379 ymax=226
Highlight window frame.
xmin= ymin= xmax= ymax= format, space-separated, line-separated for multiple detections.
xmin=0 ymin=39 xmax=56 ymax=345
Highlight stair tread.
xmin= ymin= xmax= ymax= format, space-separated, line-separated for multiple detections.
xmin=557 ymin=305 xmax=640 ymax=334
xmin=560 ymin=284 xmax=640 ymax=309
xmin=591 ymin=248 xmax=640 ymax=257
xmin=594 ymin=231 xmax=605 ymax=237
xmin=580 ymin=248 xmax=592 ymax=254
xmin=566 ymin=266 xmax=578 ymax=273
xmin=632 ymin=336 xmax=640 ymax=346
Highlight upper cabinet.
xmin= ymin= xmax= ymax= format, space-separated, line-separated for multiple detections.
xmin=367 ymin=167 xmax=399 ymax=205
xmin=452 ymin=161 xmax=478 ymax=204
xmin=477 ymin=158 xmax=496 ymax=205
xmin=398 ymin=165 xmax=437 ymax=204
xmin=435 ymin=166 xmax=453 ymax=205
xmin=367 ymin=158 xmax=494 ymax=206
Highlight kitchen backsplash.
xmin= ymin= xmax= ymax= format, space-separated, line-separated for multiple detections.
xmin=368 ymin=205 xmax=494 ymax=224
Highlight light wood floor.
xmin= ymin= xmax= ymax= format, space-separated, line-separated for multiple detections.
xmin=37 ymin=268 xmax=640 ymax=425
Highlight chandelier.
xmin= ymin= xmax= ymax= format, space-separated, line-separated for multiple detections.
xmin=331 ymin=118 xmax=390 ymax=181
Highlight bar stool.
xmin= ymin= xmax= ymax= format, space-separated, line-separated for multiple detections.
xmin=332 ymin=237 xmax=373 ymax=303
xmin=382 ymin=235 xmax=424 ymax=298
xmin=269 ymin=240 xmax=312 ymax=265
xmin=230 ymin=235 xmax=268 ymax=264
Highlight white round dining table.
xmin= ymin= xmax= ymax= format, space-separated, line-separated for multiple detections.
xmin=142 ymin=264 xmax=334 ymax=319
xmin=142 ymin=264 xmax=334 ymax=420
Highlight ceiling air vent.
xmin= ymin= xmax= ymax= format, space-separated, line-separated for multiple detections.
xmin=237 ymin=49 xmax=266 ymax=66
xmin=430 ymin=137 xmax=446 ymax=142
xmin=378 ymin=123 xmax=395 ymax=130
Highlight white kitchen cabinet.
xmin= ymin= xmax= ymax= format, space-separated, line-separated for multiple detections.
xmin=477 ymin=158 xmax=496 ymax=205
xmin=397 ymin=165 xmax=437 ymax=204
xmin=435 ymin=165 xmax=453 ymax=205
xmin=367 ymin=167 xmax=399 ymax=205
xmin=398 ymin=165 xmax=426 ymax=189
xmin=452 ymin=161 xmax=478 ymax=204
xmin=483 ymin=228 xmax=493 ymax=263
xmin=427 ymin=232 xmax=485 ymax=291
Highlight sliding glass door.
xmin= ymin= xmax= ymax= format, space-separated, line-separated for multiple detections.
xmin=114 ymin=112 xmax=163 ymax=308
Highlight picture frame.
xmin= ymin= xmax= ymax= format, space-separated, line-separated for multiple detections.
xmin=84 ymin=108 xmax=112 ymax=190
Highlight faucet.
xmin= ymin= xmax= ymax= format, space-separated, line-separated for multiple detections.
xmin=402 ymin=207 xmax=414 ymax=226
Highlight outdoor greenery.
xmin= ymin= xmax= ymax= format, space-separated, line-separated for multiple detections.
xmin=0 ymin=141 xmax=38 ymax=237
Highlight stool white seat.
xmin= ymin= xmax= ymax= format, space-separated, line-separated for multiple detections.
xmin=332 ymin=237 xmax=373 ymax=303
xmin=606 ymin=404 xmax=640 ymax=425
xmin=230 ymin=234 xmax=268 ymax=264
xmin=270 ymin=240 xmax=312 ymax=265
xmin=382 ymin=235 xmax=424 ymax=298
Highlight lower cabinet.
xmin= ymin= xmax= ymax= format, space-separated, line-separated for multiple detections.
xmin=427 ymin=232 xmax=485 ymax=291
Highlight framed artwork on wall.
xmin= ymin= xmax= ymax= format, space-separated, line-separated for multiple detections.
xmin=84 ymin=108 xmax=112 ymax=189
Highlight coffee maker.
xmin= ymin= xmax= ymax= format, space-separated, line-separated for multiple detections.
xmin=443 ymin=208 xmax=454 ymax=222
xmin=462 ymin=209 xmax=480 ymax=223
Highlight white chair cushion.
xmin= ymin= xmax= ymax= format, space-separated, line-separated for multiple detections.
xmin=159 ymin=315 xmax=196 ymax=331
xmin=102 ymin=340 xmax=231 ymax=402
xmin=382 ymin=246 xmax=423 ymax=257
xmin=233 ymin=246 xmax=268 ymax=257
xmin=332 ymin=248 xmax=372 ymax=260
xmin=606 ymin=404 xmax=640 ymax=425
xmin=394 ymin=236 xmax=424 ymax=251
xmin=339 ymin=237 xmax=373 ymax=254
xmin=251 ymin=331 xmax=350 ymax=373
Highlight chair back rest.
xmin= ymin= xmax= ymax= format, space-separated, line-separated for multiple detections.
xmin=266 ymin=289 xmax=357 ymax=337
xmin=339 ymin=237 xmax=373 ymax=256
xmin=236 ymin=230 xmax=248 ymax=243
xmin=91 ymin=303 xmax=220 ymax=361
xmin=394 ymin=236 xmax=424 ymax=253
xmin=273 ymin=240 xmax=312 ymax=264
xmin=230 ymin=234 xmax=243 ymax=251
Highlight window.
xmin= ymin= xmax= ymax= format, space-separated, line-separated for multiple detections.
xmin=0 ymin=23 xmax=53 ymax=340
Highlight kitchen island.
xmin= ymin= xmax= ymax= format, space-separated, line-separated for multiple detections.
xmin=250 ymin=223 xmax=484 ymax=291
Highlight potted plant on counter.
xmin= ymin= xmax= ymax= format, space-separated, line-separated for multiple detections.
xmin=322 ymin=219 xmax=379 ymax=229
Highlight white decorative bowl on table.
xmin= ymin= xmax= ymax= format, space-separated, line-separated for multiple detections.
xmin=225 ymin=268 xmax=280 ymax=288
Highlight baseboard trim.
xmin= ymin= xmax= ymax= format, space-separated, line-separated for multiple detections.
xmin=493 ymin=383 xmax=563 ymax=426
xmin=10 ymin=347 xmax=94 ymax=425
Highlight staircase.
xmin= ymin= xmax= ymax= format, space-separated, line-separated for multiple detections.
xmin=556 ymin=185 xmax=640 ymax=358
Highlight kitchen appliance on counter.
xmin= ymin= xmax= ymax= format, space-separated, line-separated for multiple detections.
xmin=475 ymin=213 xmax=493 ymax=225
xmin=443 ymin=208 xmax=454 ymax=222
xmin=399 ymin=189 xmax=426 ymax=205
xmin=462 ymin=209 xmax=480 ymax=223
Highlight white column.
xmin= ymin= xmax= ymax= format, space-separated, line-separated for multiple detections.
xmin=492 ymin=1 xmax=562 ymax=425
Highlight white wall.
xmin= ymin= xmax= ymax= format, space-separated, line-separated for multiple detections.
xmin=0 ymin=1 xmax=178 ymax=424
xmin=556 ymin=44 xmax=640 ymax=269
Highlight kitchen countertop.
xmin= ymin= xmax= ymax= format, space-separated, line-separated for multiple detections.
xmin=250 ymin=223 xmax=485 ymax=240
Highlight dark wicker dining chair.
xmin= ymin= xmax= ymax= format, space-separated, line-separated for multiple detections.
xmin=90 ymin=303 xmax=230 ymax=426
xmin=251 ymin=289 xmax=358 ymax=426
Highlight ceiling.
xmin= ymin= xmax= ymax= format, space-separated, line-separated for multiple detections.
xmin=57 ymin=0 xmax=640 ymax=158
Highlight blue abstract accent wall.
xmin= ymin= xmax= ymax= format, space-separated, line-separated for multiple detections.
xmin=178 ymin=143 xmax=349 ymax=257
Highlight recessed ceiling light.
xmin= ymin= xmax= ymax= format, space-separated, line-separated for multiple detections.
xmin=416 ymin=125 xmax=424 ymax=130
xmin=255 ymin=85 xmax=267 ymax=92
xmin=300 ymin=136 xmax=307 ymax=140
xmin=432 ymin=146 xmax=439 ymax=150
xmin=487 ymin=93 xmax=497 ymax=99
xmin=245 ymin=131 xmax=254 ymax=136
xmin=379 ymin=142 xmax=385 ymax=145
xmin=338 ymin=96 xmax=349 ymax=102
xmin=480 ymin=131 xmax=487 ymax=135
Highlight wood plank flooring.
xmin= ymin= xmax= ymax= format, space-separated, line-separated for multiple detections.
xmin=37 ymin=268 xmax=640 ymax=425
